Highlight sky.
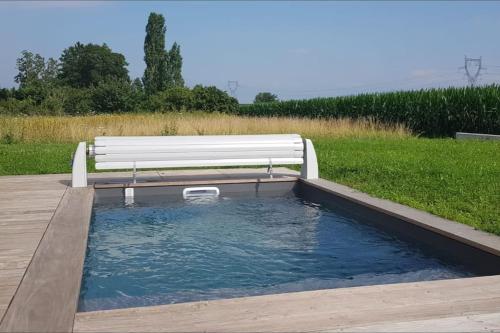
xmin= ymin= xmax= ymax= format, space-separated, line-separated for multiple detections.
xmin=1 ymin=1 xmax=500 ymax=103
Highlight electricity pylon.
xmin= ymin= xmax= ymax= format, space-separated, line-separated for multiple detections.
xmin=460 ymin=56 xmax=484 ymax=86
xmin=227 ymin=81 xmax=239 ymax=98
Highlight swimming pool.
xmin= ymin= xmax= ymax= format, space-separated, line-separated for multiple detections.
xmin=78 ymin=182 xmax=482 ymax=312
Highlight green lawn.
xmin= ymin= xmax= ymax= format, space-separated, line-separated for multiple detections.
xmin=0 ymin=138 xmax=499 ymax=235
xmin=0 ymin=143 xmax=86 ymax=175
xmin=312 ymin=137 xmax=500 ymax=235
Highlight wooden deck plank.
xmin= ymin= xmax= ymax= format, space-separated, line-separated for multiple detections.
xmin=326 ymin=312 xmax=500 ymax=332
xmin=0 ymin=269 xmax=26 ymax=281
xmin=0 ymin=208 xmax=58 ymax=217
xmin=0 ymin=189 xmax=68 ymax=199
xmin=74 ymin=276 xmax=500 ymax=333
xmin=0 ymin=273 xmax=23 ymax=288
xmin=0 ymin=200 xmax=63 ymax=211
xmin=0 ymin=215 xmax=54 ymax=224
xmin=0 ymin=237 xmax=43 ymax=252
xmin=0 ymin=224 xmax=48 ymax=234
xmin=0 ymin=256 xmax=33 ymax=270
xmin=0 ymin=227 xmax=48 ymax=238
xmin=0 ymin=248 xmax=44 ymax=259
xmin=0 ymin=188 xmax=94 ymax=333
xmin=0 ymin=286 xmax=17 ymax=309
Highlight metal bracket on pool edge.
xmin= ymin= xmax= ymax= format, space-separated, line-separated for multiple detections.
xmin=267 ymin=158 xmax=273 ymax=179
xmin=124 ymin=187 xmax=134 ymax=205
xmin=124 ymin=161 xmax=137 ymax=205
xmin=132 ymin=161 xmax=137 ymax=184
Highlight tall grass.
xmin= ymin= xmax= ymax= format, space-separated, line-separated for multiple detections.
xmin=238 ymin=85 xmax=500 ymax=137
xmin=0 ymin=113 xmax=411 ymax=143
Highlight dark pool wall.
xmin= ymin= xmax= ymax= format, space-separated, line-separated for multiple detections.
xmin=297 ymin=181 xmax=500 ymax=276
xmin=94 ymin=181 xmax=298 ymax=205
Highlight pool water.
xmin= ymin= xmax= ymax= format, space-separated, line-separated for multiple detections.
xmin=79 ymin=191 xmax=473 ymax=311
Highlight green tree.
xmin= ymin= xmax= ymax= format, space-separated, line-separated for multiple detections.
xmin=14 ymin=51 xmax=60 ymax=104
xmin=143 ymin=13 xmax=169 ymax=95
xmin=15 ymin=51 xmax=45 ymax=87
xmin=0 ymin=88 xmax=11 ymax=101
xmin=131 ymin=78 xmax=144 ymax=93
xmin=42 ymin=58 xmax=60 ymax=84
xmin=131 ymin=78 xmax=146 ymax=107
xmin=15 ymin=51 xmax=59 ymax=88
xmin=59 ymin=42 xmax=129 ymax=88
xmin=167 ymin=42 xmax=184 ymax=87
xmin=254 ymin=92 xmax=278 ymax=103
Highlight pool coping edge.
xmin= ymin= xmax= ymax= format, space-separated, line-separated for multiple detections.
xmin=0 ymin=187 xmax=94 ymax=333
xmin=300 ymin=178 xmax=500 ymax=257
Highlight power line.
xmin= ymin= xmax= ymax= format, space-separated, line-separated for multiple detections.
xmin=459 ymin=56 xmax=485 ymax=86
xmin=264 ymin=74 xmax=461 ymax=98
xmin=275 ymin=76 xmax=466 ymax=99
xmin=227 ymin=80 xmax=239 ymax=98
xmin=240 ymin=71 xmax=463 ymax=96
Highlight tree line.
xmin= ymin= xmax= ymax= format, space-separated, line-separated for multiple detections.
xmin=0 ymin=12 xmax=238 ymax=115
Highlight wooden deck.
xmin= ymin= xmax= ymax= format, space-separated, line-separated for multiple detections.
xmin=0 ymin=169 xmax=499 ymax=332
xmin=0 ymin=187 xmax=94 ymax=332
xmin=74 ymin=275 xmax=500 ymax=332
xmin=0 ymin=174 xmax=69 ymax=321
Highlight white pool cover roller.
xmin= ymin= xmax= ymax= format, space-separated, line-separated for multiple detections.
xmin=72 ymin=134 xmax=319 ymax=187
xmin=300 ymin=139 xmax=319 ymax=180
xmin=71 ymin=142 xmax=87 ymax=188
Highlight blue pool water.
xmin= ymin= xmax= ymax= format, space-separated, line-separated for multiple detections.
xmin=79 ymin=192 xmax=472 ymax=311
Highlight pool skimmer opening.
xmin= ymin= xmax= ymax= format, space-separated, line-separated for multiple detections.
xmin=183 ymin=187 xmax=220 ymax=199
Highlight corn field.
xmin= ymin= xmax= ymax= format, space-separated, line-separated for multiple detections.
xmin=238 ymin=85 xmax=500 ymax=137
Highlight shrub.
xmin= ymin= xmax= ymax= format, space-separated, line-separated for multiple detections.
xmin=16 ymin=81 xmax=50 ymax=105
xmin=39 ymin=87 xmax=66 ymax=115
xmin=0 ymin=88 xmax=12 ymax=101
xmin=238 ymin=85 xmax=500 ymax=137
xmin=163 ymin=86 xmax=193 ymax=111
xmin=0 ymin=132 xmax=17 ymax=144
xmin=90 ymin=80 xmax=135 ymax=113
xmin=62 ymin=87 xmax=93 ymax=115
xmin=0 ymin=98 xmax=38 ymax=115
xmin=149 ymin=86 xmax=193 ymax=111
xmin=254 ymin=92 xmax=278 ymax=103
xmin=191 ymin=85 xmax=238 ymax=112
xmin=146 ymin=85 xmax=236 ymax=112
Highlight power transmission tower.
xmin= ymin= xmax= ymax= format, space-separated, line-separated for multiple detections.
xmin=460 ymin=56 xmax=484 ymax=86
xmin=227 ymin=80 xmax=239 ymax=98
